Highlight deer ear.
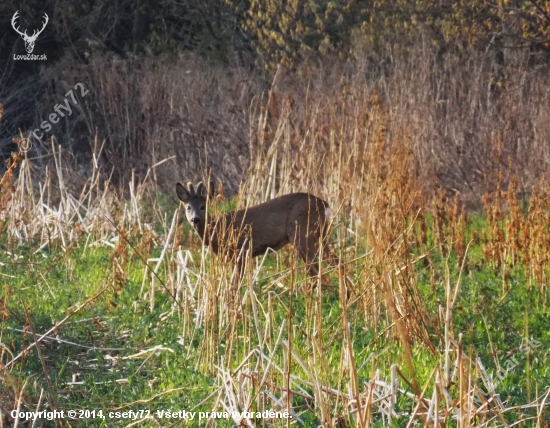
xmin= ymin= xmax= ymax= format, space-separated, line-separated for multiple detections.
xmin=176 ymin=182 xmax=191 ymax=202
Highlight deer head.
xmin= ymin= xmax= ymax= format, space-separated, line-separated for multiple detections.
xmin=176 ymin=181 xmax=214 ymax=235
xmin=12 ymin=11 xmax=49 ymax=54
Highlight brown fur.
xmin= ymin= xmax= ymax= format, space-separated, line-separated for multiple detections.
xmin=176 ymin=182 xmax=337 ymax=276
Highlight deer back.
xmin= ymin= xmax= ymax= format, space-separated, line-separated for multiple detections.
xmin=208 ymin=193 xmax=330 ymax=258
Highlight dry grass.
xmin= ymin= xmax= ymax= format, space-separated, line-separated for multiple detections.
xmin=2 ymin=47 xmax=550 ymax=426
xmin=9 ymin=43 xmax=550 ymax=206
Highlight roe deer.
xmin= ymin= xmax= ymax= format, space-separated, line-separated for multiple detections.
xmin=176 ymin=182 xmax=338 ymax=278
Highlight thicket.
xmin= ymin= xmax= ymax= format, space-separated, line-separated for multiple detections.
xmin=1 ymin=0 xmax=550 ymax=201
xmin=1 ymin=84 xmax=550 ymax=425
xmin=2 ymin=2 xmax=550 ymax=424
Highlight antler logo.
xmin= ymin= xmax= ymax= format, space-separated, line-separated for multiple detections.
xmin=11 ymin=11 xmax=49 ymax=54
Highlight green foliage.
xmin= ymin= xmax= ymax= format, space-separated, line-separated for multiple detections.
xmin=229 ymin=0 xmax=365 ymax=67
xmin=229 ymin=0 xmax=550 ymax=67
xmin=2 ymin=200 xmax=549 ymax=424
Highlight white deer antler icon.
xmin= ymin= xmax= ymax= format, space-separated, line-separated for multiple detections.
xmin=12 ymin=11 xmax=49 ymax=54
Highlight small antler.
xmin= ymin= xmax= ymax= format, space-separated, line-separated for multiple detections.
xmin=186 ymin=182 xmax=196 ymax=196
xmin=196 ymin=182 xmax=205 ymax=197
xmin=30 ymin=13 xmax=49 ymax=40
xmin=11 ymin=11 xmax=26 ymax=37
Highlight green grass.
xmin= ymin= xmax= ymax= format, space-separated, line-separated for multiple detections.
xmin=1 ymin=208 xmax=549 ymax=427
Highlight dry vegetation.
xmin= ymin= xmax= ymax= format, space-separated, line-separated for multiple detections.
xmin=10 ymin=40 xmax=550 ymax=207
xmin=1 ymin=45 xmax=550 ymax=424
xmin=2 ymin=15 xmax=550 ymax=422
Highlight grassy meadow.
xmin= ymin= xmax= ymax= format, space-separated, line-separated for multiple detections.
xmin=1 ymin=92 xmax=550 ymax=427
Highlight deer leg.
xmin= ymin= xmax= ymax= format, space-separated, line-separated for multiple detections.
xmin=289 ymin=224 xmax=349 ymax=297
xmin=229 ymin=235 xmax=253 ymax=293
xmin=304 ymin=232 xmax=324 ymax=277
xmin=286 ymin=224 xmax=322 ymax=277
xmin=303 ymin=228 xmax=342 ymax=277
xmin=320 ymin=238 xmax=353 ymax=300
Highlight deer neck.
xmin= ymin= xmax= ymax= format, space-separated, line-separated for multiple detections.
xmin=195 ymin=222 xmax=206 ymax=243
xmin=196 ymin=217 xmax=213 ymax=246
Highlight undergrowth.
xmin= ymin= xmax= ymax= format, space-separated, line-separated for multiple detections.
xmin=1 ymin=94 xmax=550 ymax=427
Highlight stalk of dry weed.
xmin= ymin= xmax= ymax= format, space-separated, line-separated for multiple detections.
xmin=2 ymin=77 xmax=549 ymax=425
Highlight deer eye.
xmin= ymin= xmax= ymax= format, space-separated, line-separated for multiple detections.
xmin=186 ymin=206 xmax=191 ymax=211
xmin=200 ymin=206 xmax=205 ymax=211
